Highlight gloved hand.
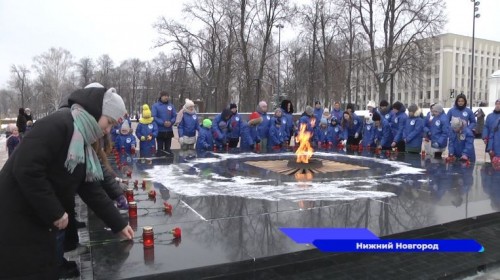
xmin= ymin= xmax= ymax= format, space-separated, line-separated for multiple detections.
xmin=460 ymin=155 xmax=469 ymax=161
xmin=432 ymin=142 xmax=439 ymax=148
xmin=178 ymin=137 xmax=184 ymax=145
xmin=140 ymin=136 xmax=146 ymax=141
xmin=341 ymin=140 xmax=347 ymax=146
xmin=317 ymin=141 xmax=322 ymax=147
xmin=391 ymin=142 xmax=396 ymax=147
xmin=147 ymin=135 xmax=152 ymax=141
xmin=354 ymin=133 xmax=359 ymax=139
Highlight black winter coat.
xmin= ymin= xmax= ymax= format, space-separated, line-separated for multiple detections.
xmin=0 ymin=88 xmax=127 ymax=279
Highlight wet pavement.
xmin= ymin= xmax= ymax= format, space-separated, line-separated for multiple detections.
xmin=85 ymin=144 xmax=500 ymax=279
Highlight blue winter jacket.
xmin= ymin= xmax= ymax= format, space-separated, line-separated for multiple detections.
xmin=329 ymin=124 xmax=344 ymax=146
xmin=115 ymin=134 xmax=137 ymax=154
xmin=403 ymin=116 xmax=424 ymax=151
xmin=313 ymin=108 xmax=323 ymax=123
xmin=483 ymin=111 xmax=500 ymax=141
xmin=239 ymin=121 xmax=255 ymax=151
xmin=486 ymin=113 xmax=500 ymax=156
xmin=391 ymin=107 xmax=408 ymax=143
xmin=257 ymin=112 xmax=271 ymax=139
xmin=375 ymin=119 xmax=393 ymax=148
xmin=314 ymin=126 xmax=334 ymax=144
xmin=227 ymin=113 xmax=243 ymax=140
xmin=152 ymin=101 xmax=177 ymax=133
xmin=361 ymin=122 xmax=376 ymax=148
xmin=135 ymin=122 xmax=158 ymax=157
xmin=281 ymin=110 xmax=294 ymax=138
xmin=178 ymin=112 xmax=200 ymax=138
xmin=448 ymin=127 xmax=476 ymax=161
xmin=331 ymin=109 xmax=343 ymax=123
xmin=196 ymin=126 xmax=214 ymax=152
xmin=429 ymin=112 xmax=449 ymax=149
xmin=268 ymin=124 xmax=285 ymax=147
xmin=447 ymin=107 xmax=476 ymax=131
xmin=344 ymin=113 xmax=362 ymax=137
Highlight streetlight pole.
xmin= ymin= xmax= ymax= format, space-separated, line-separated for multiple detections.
xmin=470 ymin=0 xmax=480 ymax=109
xmin=275 ymin=24 xmax=284 ymax=105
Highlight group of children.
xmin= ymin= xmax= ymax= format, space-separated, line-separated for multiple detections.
xmin=104 ymin=93 xmax=500 ymax=171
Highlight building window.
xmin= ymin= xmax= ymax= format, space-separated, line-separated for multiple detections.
xmin=435 ymin=78 xmax=439 ymax=87
xmin=426 ymin=91 xmax=431 ymax=99
xmin=427 ymin=79 xmax=431 ymax=87
xmin=481 ymin=57 xmax=483 ymax=65
xmin=480 ymin=80 xmax=482 ymax=88
xmin=456 ymin=53 xmax=459 ymax=62
xmin=398 ymin=93 xmax=401 ymax=100
xmin=461 ymin=79 xmax=464 ymax=87
xmin=487 ymin=57 xmax=489 ymax=66
xmin=434 ymin=90 xmax=439 ymax=99
xmin=462 ymin=66 xmax=465 ymax=75
xmin=435 ymin=65 xmax=439 ymax=74
xmin=419 ymin=91 xmax=423 ymax=99
xmin=462 ymin=54 xmax=465 ymax=62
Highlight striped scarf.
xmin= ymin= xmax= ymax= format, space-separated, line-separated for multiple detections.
xmin=65 ymin=104 xmax=104 ymax=182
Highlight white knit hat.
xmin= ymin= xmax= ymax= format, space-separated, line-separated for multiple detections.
xmin=367 ymin=100 xmax=376 ymax=109
xmin=184 ymin=98 xmax=195 ymax=110
xmin=102 ymin=88 xmax=126 ymax=123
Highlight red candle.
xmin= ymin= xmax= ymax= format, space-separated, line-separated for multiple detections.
xmin=128 ymin=201 xmax=137 ymax=218
xmin=142 ymin=180 xmax=146 ymax=189
xmin=142 ymin=226 xmax=154 ymax=248
xmin=148 ymin=190 xmax=156 ymax=198
xmin=126 ymin=170 xmax=132 ymax=177
xmin=125 ymin=188 xmax=134 ymax=202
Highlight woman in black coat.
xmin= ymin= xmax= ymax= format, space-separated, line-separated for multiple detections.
xmin=0 ymin=83 xmax=134 ymax=279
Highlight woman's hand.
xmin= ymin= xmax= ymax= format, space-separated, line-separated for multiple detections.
xmin=119 ymin=225 xmax=134 ymax=240
xmin=53 ymin=212 xmax=68 ymax=230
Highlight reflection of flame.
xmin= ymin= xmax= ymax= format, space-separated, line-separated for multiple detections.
xmin=295 ymin=172 xmax=313 ymax=181
xmin=295 ymin=123 xmax=314 ymax=163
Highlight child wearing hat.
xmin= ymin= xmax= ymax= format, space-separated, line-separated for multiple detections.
xmin=136 ymin=104 xmax=158 ymax=157
xmin=314 ymin=117 xmax=333 ymax=149
xmin=240 ymin=112 xmax=262 ymax=151
xmin=359 ymin=113 xmax=376 ymax=149
xmin=448 ymin=117 xmax=476 ymax=162
xmin=484 ymin=99 xmax=500 ymax=162
xmin=177 ymin=98 xmax=199 ymax=151
xmin=428 ymin=104 xmax=449 ymax=158
xmin=213 ymin=120 xmax=229 ymax=151
xmin=6 ymin=124 xmax=20 ymax=157
xmin=114 ymin=121 xmax=137 ymax=155
xmin=329 ymin=117 xmax=345 ymax=147
xmin=196 ymin=119 xmax=214 ymax=153
xmin=402 ymin=104 xmax=424 ymax=154
xmin=227 ymin=103 xmax=243 ymax=148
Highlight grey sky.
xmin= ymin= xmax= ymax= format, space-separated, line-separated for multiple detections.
xmin=0 ymin=0 xmax=498 ymax=89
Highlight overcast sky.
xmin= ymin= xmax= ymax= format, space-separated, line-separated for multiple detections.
xmin=0 ymin=0 xmax=499 ymax=89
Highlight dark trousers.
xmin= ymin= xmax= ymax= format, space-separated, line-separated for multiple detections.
xmin=157 ymin=131 xmax=174 ymax=152
xmin=395 ymin=140 xmax=406 ymax=152
xmin=228 ymin=138 xmax=239 ymax=148
xmin=347 ymin=135 xmax=361 ymax=146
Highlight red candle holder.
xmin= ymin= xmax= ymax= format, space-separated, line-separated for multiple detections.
xmin=125 ymin=188 xmax=134 ymax=202
xmin=148 ymin=190 xmax=156 ymax=199
xmin=129 ymin=216 xmax=138 ymax=231
xmin=128 ymin=201 xmax=138 ymax=218
xmin=142 ymin=226 xmax=154 ymax=248
xmin=142 ymin=180 xmax=147 ymax=189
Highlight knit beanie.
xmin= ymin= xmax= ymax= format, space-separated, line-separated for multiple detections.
xmin=450 ymin=117 xmax=463 ymax=130
xmin=379 ymin=100 xmax=389 ymax=107
xmin=320 ymin=118 xmax=328 ymax=125
xmin=323 ymin=108 xmax=330 ymax=114
xmin=258 ymin=101 xmax=267 ymax=109
xmin=367 ymin=100 xmax=376 ymax=109
xmin=249 ymin=112 xmax=260 ymax=121
xmin=120 ymin=121 xmax=130 ymax=133
xmin=346 ymin=103 xmax=355 ymax=112
xmin=102 ymin=88 xmax=126 ymax=123
xmin=202 ymin=118 xmax=212 ymax=128
xmin=230 ymin=103 xmax=237 ymax=110
xmin=408 ymin=104 xmax=418 ymax=113
xmin=305 ymin=105 xmax=314 ymax=116
xmin=433 ymin=104 xmax=444 ymax=113
xmin=142 ymin=104 xmax=152 ymax=118
xmin=184 ymin=98 xmax=195 ymax=109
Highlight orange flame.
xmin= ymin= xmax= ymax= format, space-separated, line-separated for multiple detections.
xmin=295 ymin=122 xmax=315 ymax=163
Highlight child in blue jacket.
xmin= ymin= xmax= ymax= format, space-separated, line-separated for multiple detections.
xmin=136 ymin=104 xmax=158 ymax=157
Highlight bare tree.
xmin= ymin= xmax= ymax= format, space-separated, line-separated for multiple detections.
xmin=352 ymin=0 xmax=446 ymax=102
xmin=76 ymin=57 xmax=95 ymax=88
xmin=9 ymin=65 xmax=31 ymax=108
xmin=32 ymin=47 xmax=76 ymax=112
xmin=95 ymin=54 xmax=114 ymax=88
